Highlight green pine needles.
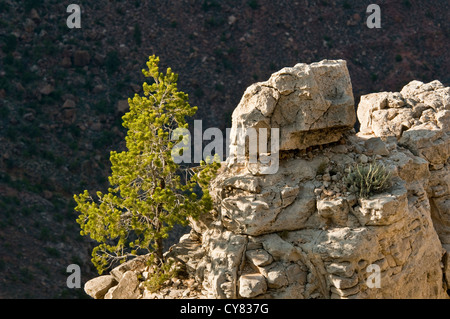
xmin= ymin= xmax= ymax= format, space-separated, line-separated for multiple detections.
xmin=74 ymin=55 xmax=219 ymax=274
xmin=344 ymin=160 xmax=392 ymax=199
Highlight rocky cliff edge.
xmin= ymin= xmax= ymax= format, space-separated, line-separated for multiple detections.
xmin=84 ymin=60 xmax=450 ymax=299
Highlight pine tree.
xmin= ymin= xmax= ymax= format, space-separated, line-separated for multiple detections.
xmin=74 ymin=55 xmax=219 ymax=274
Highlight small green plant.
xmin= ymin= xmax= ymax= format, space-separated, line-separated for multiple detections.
xmin=144 ymin=254 xmax=179 ymax=292
xmin=344 ymin=161 xmax=391 ymax=199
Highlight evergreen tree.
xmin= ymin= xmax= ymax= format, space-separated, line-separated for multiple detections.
xmin=74 ymin=55 xmax=219 ymax=274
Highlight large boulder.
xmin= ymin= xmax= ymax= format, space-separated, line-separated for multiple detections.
xmin=104 ymin=270 xmax=140 ymax=299
xmin=84 ymin=275 xmax=117 ymax=299
xmin=228 ymin=59 xmax=355 ymax=158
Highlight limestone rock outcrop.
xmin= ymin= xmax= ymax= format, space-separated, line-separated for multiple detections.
xmin=84 ymin=61 xmax=450 ymax=299
xmin=357 ymin=79 xmax=450 ymax=279
xmin=228 ymin=59 xmax=355 ymax=154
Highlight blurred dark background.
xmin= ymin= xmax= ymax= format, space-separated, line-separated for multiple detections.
xmin=0 ymin=0 xmax=448 ymax=298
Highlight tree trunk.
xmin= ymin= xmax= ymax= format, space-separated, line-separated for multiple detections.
xmin=154 ymin=204 xmax=164 ymax=263
xmin=155 ymin=236 xmax=163 ymax=263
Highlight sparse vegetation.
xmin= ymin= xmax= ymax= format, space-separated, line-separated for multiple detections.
xmin=143 ymin=254 xmax=179 ymax=292
xmin=344 ymin=161 xmax=392 ymax=198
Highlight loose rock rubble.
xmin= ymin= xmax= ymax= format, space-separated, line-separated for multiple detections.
xmin=84 ymin=60 xmax=450 ymax=299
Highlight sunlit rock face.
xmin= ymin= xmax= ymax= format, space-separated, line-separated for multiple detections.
xmin=84 ymin=62 xmax=450 ymax=300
